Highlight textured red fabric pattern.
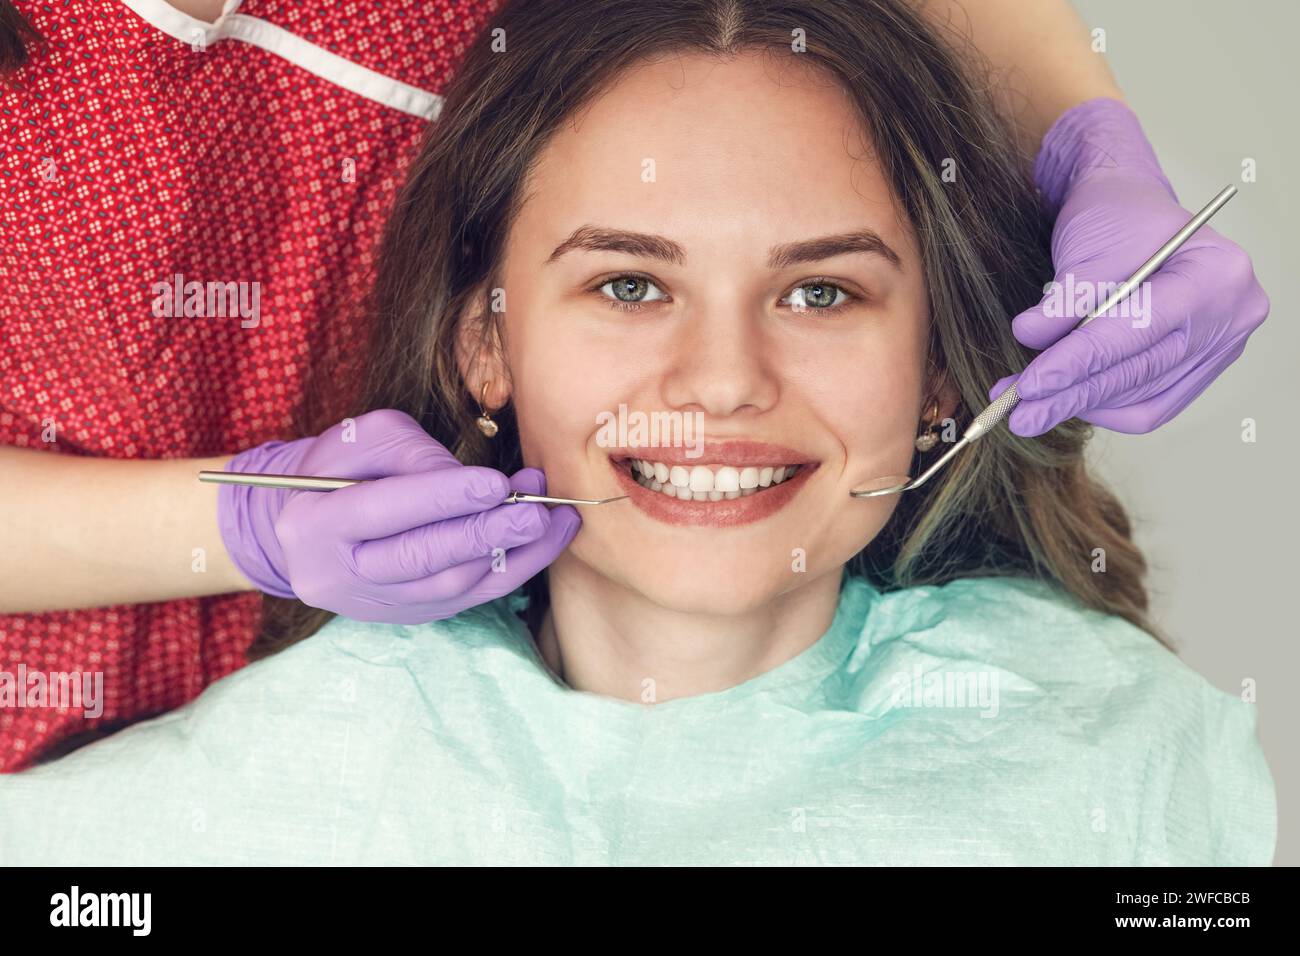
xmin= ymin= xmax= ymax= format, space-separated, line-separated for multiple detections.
xmin=0 ymin=0 xmax=497 ymax=770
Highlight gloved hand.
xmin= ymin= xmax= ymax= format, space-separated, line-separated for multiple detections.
xmin=217 ymin=408 xmax=580 ymax=623
xmin=989 ymin=98 xmax=1269 ymax=436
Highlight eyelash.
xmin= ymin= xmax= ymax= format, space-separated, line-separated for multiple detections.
xmin=588 ymin=273 xmax=865 ymax=315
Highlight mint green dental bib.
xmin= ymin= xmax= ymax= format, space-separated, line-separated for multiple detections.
xmin=0 ymin=572 xmax=1275 ymax=865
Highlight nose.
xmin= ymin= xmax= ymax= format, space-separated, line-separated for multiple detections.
xmin=659 ymin=294 xmax=781 ymax=419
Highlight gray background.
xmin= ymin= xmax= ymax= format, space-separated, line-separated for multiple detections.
xmin=1070 ymin=0 xmax=1296 ymax=864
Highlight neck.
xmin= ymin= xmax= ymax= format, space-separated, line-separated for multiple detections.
xmin=536 ymin=555 xmax=844 ymax=702
xmin=165 ymin=0 xmax=230 ymax=24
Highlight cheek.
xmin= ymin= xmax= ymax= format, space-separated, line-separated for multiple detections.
xmin=504 ymin=307 xmax=623 ymax=473
xmin=787 ymin=317 xmax=929 ymax=471
xmin=836 ymin=358 xmax=923 ymax=466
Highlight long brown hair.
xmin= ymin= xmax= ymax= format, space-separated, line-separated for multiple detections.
xmin=0 ymin=0 xmax=39 ymax=72
xmin=256 ymin=0 xmax=1161 ymax=657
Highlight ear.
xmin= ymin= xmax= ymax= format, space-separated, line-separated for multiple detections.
xmin=923 ymin=365 xmax=963 ymax=426
xmin=453 ymin=282 xmax=511 ymax=412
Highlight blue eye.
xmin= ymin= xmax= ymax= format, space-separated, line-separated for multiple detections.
xmin=598 ymin=275 xmax=669 ymax=306
xmin=782 ymin=281 xmax=850 ymax=310
xmin=591 ymin=274 xmax=860 ymax=315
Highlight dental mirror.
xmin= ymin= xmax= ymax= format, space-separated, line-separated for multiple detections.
xmin=848 ymin=474 xmax=914 ymax=498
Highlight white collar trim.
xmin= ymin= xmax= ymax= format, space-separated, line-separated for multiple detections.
xmin=116 ymin=0 xmax=444 ymax=120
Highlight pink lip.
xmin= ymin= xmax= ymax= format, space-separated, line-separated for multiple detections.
xmin=605 ymin=441 xmax=815 ymax=468
xmin=607 ymin=454 xmax=820 ymax=528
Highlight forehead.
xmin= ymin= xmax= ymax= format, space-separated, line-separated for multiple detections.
xmin=513 ymin=50 xmax=915 ymax=262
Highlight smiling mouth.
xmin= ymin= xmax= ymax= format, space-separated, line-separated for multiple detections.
xmin=607 ymin=450 xmax=819 ymax=527
xmin=617 ymin=457 xmax=806 ymax=500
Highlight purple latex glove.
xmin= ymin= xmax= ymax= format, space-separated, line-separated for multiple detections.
xmin=988 ymin=98 xmax=1269 ymax=436
xmin=217 ymin=408 xmax=580 ymax=623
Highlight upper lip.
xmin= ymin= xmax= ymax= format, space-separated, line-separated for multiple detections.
xmin=606 ymin=441 xmax=817 ymax=468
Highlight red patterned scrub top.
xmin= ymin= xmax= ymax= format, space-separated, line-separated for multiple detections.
xmin=0 ymin=0 xmax=497 ymax=770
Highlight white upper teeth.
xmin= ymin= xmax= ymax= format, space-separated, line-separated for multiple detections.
xmin=627 ymin=459 xmax=802 ymax=501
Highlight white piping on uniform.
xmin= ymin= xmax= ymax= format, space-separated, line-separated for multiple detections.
xmin=116 ymin=0 xmax=444 ymax=120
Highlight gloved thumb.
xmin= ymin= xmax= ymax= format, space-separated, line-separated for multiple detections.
xmin=508 ymin=466 xmax=548 ymax=497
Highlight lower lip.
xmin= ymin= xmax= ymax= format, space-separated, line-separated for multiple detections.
xmin=608 ymin=458 xmax=818 ymax=528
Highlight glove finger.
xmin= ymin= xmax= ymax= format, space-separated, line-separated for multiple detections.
xmin=313 ymin=409 xmax=463 ymax=478
xmin=470 ymin=503 xmax=581 ymax=590
xmin=988 ymin=373 xmax=1020 ymax=403
xmin=1079 ymin=338 xmax=1247 ymax=434
xmin=509 ymin=467 xmax=547 ymax=496
xmin=352 ymin=500 xmax=552 ymax=584
xmin=346 ymin=555 xmax=498 ymax=624
xmin=1012 ymin=268 xmax=1199 ymax=401
xmin=1005 ymin=330 xmax=1235 ymax=437
xmin=323 ymin=465 xmax=512 ymax=540
xmin=385 ymin=505 xmax=582 ymax=611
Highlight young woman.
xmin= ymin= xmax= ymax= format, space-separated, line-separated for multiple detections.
xmin=0 ymin=0 xmax=1274 ymax=865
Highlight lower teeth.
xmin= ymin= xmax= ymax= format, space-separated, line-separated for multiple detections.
xmin=628 ymin=464 xmax=800 ymax=501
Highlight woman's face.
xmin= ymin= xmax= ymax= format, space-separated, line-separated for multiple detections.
xmin=488 ymin=50 xmax=934 ymax=614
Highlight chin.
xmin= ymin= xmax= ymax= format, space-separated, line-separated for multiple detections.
xmin=608 ymin=553 xmax=797 ymax=616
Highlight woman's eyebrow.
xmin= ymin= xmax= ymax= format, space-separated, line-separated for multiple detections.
xmin=545 ymin=225 xmax=901 ymax=270
xmin=546 ymin=226 xmax=686 ymax=265
xmin=768 ymin=230 xmax=902 ymax=270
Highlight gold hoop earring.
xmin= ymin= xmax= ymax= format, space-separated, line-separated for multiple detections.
xmin=476 ymin=381 xmax=499 ymax=438
xmin=915 ymin=399 xmax=941 ymax=452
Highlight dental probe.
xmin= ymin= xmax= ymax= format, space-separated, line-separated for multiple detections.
xmin=849 ymin=184 xmax=1239 ymax=499
xmin=197 ymin=470 xmax=627 ymax=506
